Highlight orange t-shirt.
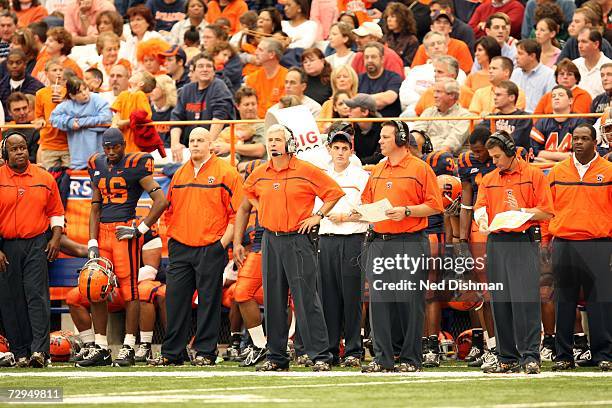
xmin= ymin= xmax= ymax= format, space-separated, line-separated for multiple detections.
xmin=243 ymin=156 xmax=345 ymax=232
xmin=411 ymin=38 xmax=474 ymax=73
xmin=415 ymin=85 xmax=474 ymax=116
xmin=245 ymin=66 xmax=288 ymax=119
xmin=35 ymin=87 xmax=68 ymax=151
xmin=361 ymin=153 xmax=444 ymax=233
xmin=205 ymin=0 xmax=248 ymax=35
xmin=31 ymin=55 xmax=83 ymax=85
xmin=166 ymin=155 xmax=244 ymax=247
xmin=111 ymin=90 xmax=152 ymax=153
xmin=465 ymin=70 xmax=491 ymax=92
xmin=533 ymin=86 xmax=592 ymax=115
xmin=547 ymin=156 xmax=612 ymax=240
xmin=15 ymin=6 xmax=48 ymax=27
xmin=474 ymin=158 xmax=554 ymax=233
xmin=0 ymin=163 xmax=64 ymax=239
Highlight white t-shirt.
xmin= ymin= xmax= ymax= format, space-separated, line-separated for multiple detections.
xmin=281 ymin=20 xmax=319 ymax=49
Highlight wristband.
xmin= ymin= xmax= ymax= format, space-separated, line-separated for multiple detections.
xmin=137 ymin=222 xmax=150 ymax=235
xmin=460 ymin=204 xmax=474 ymax=210
xmin=88 ymin=239 xmax=99 ymax=248
xmin=315 ymin=210 xmax=325 ymax=218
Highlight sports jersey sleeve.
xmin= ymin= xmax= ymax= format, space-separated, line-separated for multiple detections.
xmin=457 ymin=152 xmax=472 ymax=182
xmin=135 ymin=154 xmax=155 ymax=180
xmin=530 ymin=120 xmax=546 ymax=156
xmin=426 ymin=151 xmax=457 ymax=176
xmin=87 ymin=153 xmax=99 ymax=178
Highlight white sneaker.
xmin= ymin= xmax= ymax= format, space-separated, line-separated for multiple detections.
xmin=480 ymin=350 xmax=498 ymax=370
xmin=0 ymin=352 xmax=16 ymax=367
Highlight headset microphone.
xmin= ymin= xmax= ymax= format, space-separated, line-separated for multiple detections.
xmin=271 ymin=152 xmax=282 ymax=157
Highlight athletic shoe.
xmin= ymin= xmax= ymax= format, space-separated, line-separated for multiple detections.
xmin=540 ymin=334 xmax=556 ymax=362
xmin=223 ymin=344 xmax=241 ymax=362
xmin=599 ymin=361 xmax=611 ymax=371
xmin=342 ymin=356 xmax=361 ymax=367
xmin=296 ymin=354 xmax=313 ymax=367
xmin=147 ymin=354 xmax=184 ymax=366
xmin=361 ymin=361 xmax=394 ymax=373
xmin=112 ymin=345 xmax=135 ymax=367
xmin=70 ymin=342 xmax=94 ymax=363
xmin=423 ymin=335 xmax=440 ymax=368
xmin=76 ymin=345 xmax=111 ymax=367
xmin=29 ymin=352 xmax=47 ymax=368
xmin=573 ymin=335 xmax=594 ymax=366
xmin=0 ymin=352 xmax=16 ymax=367
xmin=16 ymin=357 xmax=29 ymax=368
xmin=464 ymin=346 xmax=483 ymax=363
xmin=255 ymin=360 xmax=289 ymax=372
xmin=524 ymin=361 xmax=541 ymax=374
xmin=396 ymin=362 xmax=421 ymax=372
xmin=239 ymin=346 xmax=267 ymax=367
xmin=483 ymin=361 xmax=520 ymax=374
xmin=552 ymin=360 xmax=575 ymax=371
xmin=191 ymin=354 xmax=215 ymax=366
xmin=135 ymin=343 xmax=153 ymax=363
xmin=469 ymin=348 xmax=497 ymax=368
xmin=312 ymin=361 xmax=331 ymax=372
xmin=363 ymin=337 xmax=374 ymax=357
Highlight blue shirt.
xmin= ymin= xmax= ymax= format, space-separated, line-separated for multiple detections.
xmin=510 ymin=63 xmax=556 ymax=113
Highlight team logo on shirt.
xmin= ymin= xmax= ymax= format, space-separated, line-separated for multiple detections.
xmin=208 ymin=176 xmax=215 ymax=184
xmin=597 ymin=174 xmax=604 ymax=182
xmin=273 ymin=183 xmax=280 ymax=190
xmin=18 ymin=187 xmax=25 ymax=196
xmin=386 ymin=181 xmax=393 ymax=189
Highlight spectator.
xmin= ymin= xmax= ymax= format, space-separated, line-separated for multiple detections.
xmin=337 ymin=10 xmax=360 ymax=30
xmin=511 ymin=39 xmax=556 ymax=112
xmin=161 ymin=45 xmax=190 ymax=90
xmin=573 ymin=28 xmax=612 ymax=98
xmin=100 ymin=63 xmax=130 ymax=105
xmin=170 ymin=52 xmax=235 ymax=162
xmin=301 ymin=48 xmax=333 ymax=105
xmin=345 ymin=93 xmax=384 ymax=164
xmin=0 ymin=11 xmax=18 ymax=59
xmin=121 ymin=5 xmax=163 ymax=68
xmin=310 ymin=0 xmax=339 ymax=41
xmin=137 ymin=38 xmax=171 ymax=76
xmin=357 ymin=42 xmax=402 ymax=118
xmin=211 ymin=40 xmax=242 ymax=92
xmin=245 ymin=38 xmax=288 ymax=118
xmin=429 ymin=0 xmax=475 ymax=53
xmin=9 ymin=27 xmax=38 ymax=75
xmin=530 ymin=85 xmax=583 ymax=162
xmin=170 ymin=0 xmax=208 ymax=46
xmin=413 ymin=55 xmax=474 ymax=116
xmin=319 ymin=65 xmax=359 ymax=132
xmin=2 ymin=92 xmax=39 ymax=162
xmin=535 ymin=18 xmax=561 ymax=68
xmin=182 ymin=27 xmax=201 ymax=62
xmin=205 ymin=0 xmax=247 ymax=35
xmin=470 ymin=56 xmax=527 ymax=115
xmin=481 ymin=80 xmax=533 ymax=149
xmin=146 ymin=0 xmax=186 ymax=35
xmin=522 ymin=0 xmax=575 ymax=40
xmin=411 ymin=12 xmax=474 ymax=73
xmin=558 ymin=7 xmax=612 ymax=62
xmin=469 ymin=0 xmax=525 ymax=40
xmin=325 ymin=22 xmax=356 ymax=69
xmin=270 ymin=67 xmax=322 ymax=117
xmin=84 ymin=67 xmax=103 ymax=92
xmin=85 ymin=32 xmax=131 ymax=91
xmin=351 ymin=21 xmax=405 ymax=80
xmin=50 ymin=76 xmax=112 ymax=169
xmin=202 ymin=24 xmax=243 ymax=93
xmin=465 ymin=36 xmax=501 ymax=92
xmin=591 ymin=62 xmax=612 ymax=118
xmin=412 ymin=78 xmax=471 ymax=154
xmin=400 ymin=0 xmax=432 ymax=41
xmin=534 ymin=58 xmax=592 ymax=115
xmin=382 ymin=2 xmax=419 ymax=67
xmin=149 ymin=74 xmax=177 ymax=147
xmin=281 ymin=0 xmax=318 ymax=49
xmin=0 ymin=49 xmax=43 ymax=119
xmin=12 ymin=0 xmax=47 ymax=28
xmin=472 ymin=12 xmax=518 ymax=71
xmin=31 ymin=27 xmax=83 ymax=84
xmin=63 ymin=0 xmax=116 ymax=45
xmin=26 ymin=21 xmax=46 ymax=54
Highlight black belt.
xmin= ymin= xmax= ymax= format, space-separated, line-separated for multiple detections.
xmin=319 ymin=233 xmax=366 ymax=237
xmin=265 ymin=229 xmax=299 ymax=237
xmin=372 ymin=232 xmax=420 ymax=241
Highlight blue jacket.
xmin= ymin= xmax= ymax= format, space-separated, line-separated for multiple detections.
xmin=50 ymin=93 xmax=112 ymax=169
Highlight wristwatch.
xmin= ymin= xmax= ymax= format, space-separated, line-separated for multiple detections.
xmin=404 ymin=206 xmax=411 ymax=217
xmin=315 ymin=210 xmax=325 ymax=218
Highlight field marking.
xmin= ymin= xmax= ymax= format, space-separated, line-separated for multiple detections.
xmin=437 ymin=401 xmax=612 ymax=408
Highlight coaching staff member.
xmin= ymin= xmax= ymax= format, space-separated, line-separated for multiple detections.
xmin=0 ymin=132 xmax=64 ymax=368
xmin=547 ymin=124 xmax=612 ymax=372
xmin=243 ymin=124 xmax=345 ymax=372
xmin=151 ymin=127 xmax=243 ymax=366
xmin=474 ymin=130 xmax=554 ymax=375
xmin=360 ymin=120 xmax=444 ymax=373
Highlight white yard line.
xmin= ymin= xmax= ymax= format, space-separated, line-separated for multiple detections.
xmin=437 ymin=401 xmax=612 ymax=408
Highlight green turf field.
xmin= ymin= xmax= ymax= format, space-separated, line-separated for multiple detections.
xmin=1 ymin=362 xmax=612 ymax=407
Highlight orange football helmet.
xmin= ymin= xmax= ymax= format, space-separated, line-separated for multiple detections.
xmin=78 ymin=257 xmax=116 ymax=303
xmin=448 ymin=289 xmax=484 ymax=312
xmin=601 ymin=117 xmax=612 ymax=144
xmin=437 ymin=174 xmax=461 ymax=210
xmin=50 ymin=331 xmax=73 ymax=362
xmin=0 ymin=334 xmax=9 ymax=353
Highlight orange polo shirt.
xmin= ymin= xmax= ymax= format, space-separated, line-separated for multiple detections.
xmin=361 ymin=153 xmax=444 ymax=233
xmin=411 ymin=38 xmax=474 ymax=73
xmin=547 ymin=155 xmax=612 ymax=240
xmin=474 ymin=158 xmax=554 ymax=233
xmin=533 ymin=86 xmax=592 ymax=115
xmin=0 ymin=163 xmax=64 ymax=239
xmin=243 ymin=156 xmax=345 ymax=232
xmin=111 ymin=90 xmax=152 ymax=153
xmin=15 ymin=6 xmax=48 ymax=28
xmin=35 ymin=87 xmax=68 ymax=151
xmin=245 ymin=66 xmax=287 ymax=119
xmin=166 ymin=154 xmax=244 ymax=247
xmin=205 ymin=0 xmax=248 ymax=35
xmin=415 ymin=85 xmax=474 ymax=116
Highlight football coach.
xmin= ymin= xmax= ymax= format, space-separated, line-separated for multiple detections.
xmin=243 ymin=124 xmax=345 ymax=372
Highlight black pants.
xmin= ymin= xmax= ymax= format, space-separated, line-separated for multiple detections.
xmin=0 ymin=234 xmax=50 ymax=358
xmin=318 ymin=234 xmax=364 ymax=360
xmin=365 ymin=232 xmax=429 ymax=369
xmin=487 ymin=232 xmax=541 ymax=365
xmin=262 ymin=231 xmax=331 ymax=367
xmin=553 ymin=238 xmax=612 ymax=363
xmin=162 ymin=238 xmax=227 ymax=361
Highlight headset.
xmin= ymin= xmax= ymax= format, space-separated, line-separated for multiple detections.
xmin=283 ymin=125 xmax=297 ymax=154
xmin=411 ymin=129 xmax=433 ymax=155
xmin=1 ymin=131 xmax=28 ymax=161
xmin=488 ymin=130 xmax=516 ymax=157
xmin=391 ymin=120 xmax=409 ymax=147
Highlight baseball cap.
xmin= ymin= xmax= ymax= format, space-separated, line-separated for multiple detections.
xmin=102 ymin=128 xmax=125 ymax=146
xmin=344 ymin=93 xmax=381 ymax=117
xmin=160 ymin=45 xmax=187 ymax=64
xmin=431 ymin=10 xmax=452 ymax=23
xmin=329 ymin=130 xmax=354 ymax=146
xmin=352 ymin=22 xmax=383 ymax=39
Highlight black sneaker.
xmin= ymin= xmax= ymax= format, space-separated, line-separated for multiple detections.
xmin=191 ymin=354 xmax=215 ymax=366
xmin=76 ymin=345 xmax=111 ymax=367
xmin=552 ymin=360 xmax=575 ymax=371
xmin=113 ymin=345 xmax=135 ymax=367
xmin=540 ymin=334 xmax=556 ymax=362
xmin=464 ymin=346 xmax=483 ymax=363
xmin=255 ymin=360 xmax=289 ymax=372
xmin=342 ymin=356 xmax=361 ymax=367
xmin=29 ymin=352 xmax=47 ymax=368
xmin=396 ymin=362 xmax=421 ymax=372
xmin=71 ymin=342 xmax=95 ymax=363
xmin=239 ymin=346 xmax=267 ymax=367
xmin=223 ymin=344 xmax=241 ymax=362
xmin=135 ymin=343 xmax=153 ymax=363
xmin=524 ymin=361 xmax=541 ymax=374
xmin=574 ymin=334 xmax=594 ymax=366
xmin=296 ymin=354 xmax=313 ymax=367
xmin=361 ymin=361 xmax=394 ymax=373
xmin=312 ymin=361 xmax=331 ymax=372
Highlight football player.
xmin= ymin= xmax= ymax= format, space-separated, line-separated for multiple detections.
xmin=77 ymin=128 xmax=167 ymax=367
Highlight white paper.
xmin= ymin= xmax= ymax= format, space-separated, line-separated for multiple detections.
xmin=488 ymin=210 xmax=534 ymax=232
xmin=352 ymin=198 xmax=393 ymax=223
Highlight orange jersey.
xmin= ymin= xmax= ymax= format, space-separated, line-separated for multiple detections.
xmin=35 ymin=87 xmax=68 ymax=150
xmin=411 ymin=38 xmax=473 ymax=73
xmin=205 ymin=0 xmax=248 ymax=35
xmin=533 ymin=86 xmax=592 ymax=115
xmin=166 ymin=155 xmax=244 ymax=247
xmin=15 ymin=6 xmax=48 ymax=27
xmin=0 ymin=163 xmax=64 ymax=239
xmin=245 ymin=66 xmax=288 ymax=119
xmin=415 ymin=85 xmax=474 ymax=116
xmin=547 ymin=155 xmax=612 ymax=240
xmin=361 ymin=153 xmax=444 ymax=233
xmin=111 ymin=90 xmax=152 ymax=153
xmin=474 ymin=158 xmax=554 ymax=233
xmin=243 ymin=156 xmax=345 ymax=232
